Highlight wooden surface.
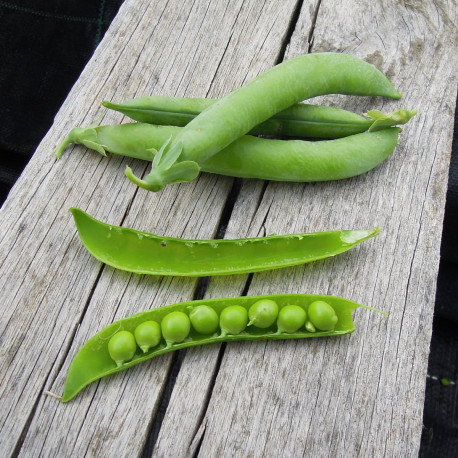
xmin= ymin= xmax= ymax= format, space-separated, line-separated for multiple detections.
xmin=0 ymin=0 xmax=456 ymax=456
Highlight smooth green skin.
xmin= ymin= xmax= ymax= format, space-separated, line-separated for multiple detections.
xmin=70 ymin=207 xmax=380 ymax=277
xmin=305 ymin=321 xmax=316 ymax=333
xmin=121 ymin=53 xmax=401 ymax=191
xmin=160 ymin=311 xmax=191 ymax=346
xmin=60 ymin=293 xmax=387 ymax=402
xmin=107 ymin=331 xmax=136 ymax=367
xmin=220 ymin=305 xmax=249 ymax=335
xmin=189 ymin=305 xmax=219 ymax=334
xmin=103 ymin=96 xmax=387 ymax=139
xmin=248 ymin=299 xmax=279 ymax=328
xmin=307 ymin=300 xmax=339 ymax=331
xmin=277 ymin=305 xmax=307 ymax=333
xmin=134 ymin=321 xmax=161 ymax=353
xmin=56 ymin=123 xmax=403 ymax=182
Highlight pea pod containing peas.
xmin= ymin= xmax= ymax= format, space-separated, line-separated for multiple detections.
xmin=60 ymin=293 xmax=387 ymax=402
xmin=101 ymin=96 xmax=415 ymax=139
xmin=70 ymin=207 xmax=380 ymax=277
xmin=56 ymin=53 xmax=413 ymax=186
xmin=116 ymin=52 xmax=402 ymax=191
xmin=56 ymin=122 xmax=409 ymax=182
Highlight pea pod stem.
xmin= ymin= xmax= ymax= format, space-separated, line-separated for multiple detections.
xmin=70 ymin=207 xmax=380 ymax=277
xmin=56 ymin=123 xmax=404 ymax=182
xmin=102 ymin=97 xmax=415 ymax=138
xmin=60 ymin=293 xmax=387 ymax=402
xmin=120 ymin=53 xmax=401 ymax=191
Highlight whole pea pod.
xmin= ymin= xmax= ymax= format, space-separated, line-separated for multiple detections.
xmin=56 ymin=123 xmax=404 ymax=182
xmin=70 ymin=208 xmax=380 ymax=277
xmin=59 ymin=293 xmax=387 ymax=401
xmin=102 ymin=96 xmax=414 ymax=139
xmin=121 ymin=52 xmax=401 ymax=191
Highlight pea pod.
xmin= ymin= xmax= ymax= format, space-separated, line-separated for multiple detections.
xmin=102 ymin=97 xmax=415 ymax=138
xmin=60 ymin=293 xmax=387 ymax=402
xmin=70 ymin=208 xmax=380 ymax=277
xmin=56 ymin=123 xmax=403 ymax=182
xmin=121 ymin=53 xmax=401 ymax=191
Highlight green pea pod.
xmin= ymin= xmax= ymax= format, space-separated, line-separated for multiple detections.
xmin=56 ymin=123 xmax=403 ymax=182
xmin=120 ymin=53 xmax=401 ymax=191
xmin=70 ymin=208 xmax=380 ymax=277
xmin=60 ymin=293 xmax=387 ymax=402
xmin=102 ymin=96 xmax=416 ymax=139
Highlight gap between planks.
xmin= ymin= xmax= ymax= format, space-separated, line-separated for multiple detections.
xmin=137 ymin=5 xmax=308 ymax=452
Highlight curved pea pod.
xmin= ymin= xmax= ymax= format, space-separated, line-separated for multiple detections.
xmin=102 ymin=96 xmax=414 ymax=139
xmin=70 ymin=207 xmax=380 ymax=277
xmin=121 ymin=52 xmax=402 ymax=191
xmin=60 ymin=293 xmax=387 ymax=402
xmin=202 ymin=127 xmax=402 ymax=182
xmin=55 ymin=122 xmax=407 ymax=182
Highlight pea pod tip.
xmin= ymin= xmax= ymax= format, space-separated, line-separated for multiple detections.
xmin=340 ymin=226 xmax=380 ymax=244
xmin=101 ymin=100 xmax=115 ymax=108
xmin=360 ymin=304 xmax=389 ymax=318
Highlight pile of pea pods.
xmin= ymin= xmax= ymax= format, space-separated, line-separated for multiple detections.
xmin=55 ymin=53 xmax=414 ymax=401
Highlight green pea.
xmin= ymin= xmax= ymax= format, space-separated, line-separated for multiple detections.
xmin=161 ymin=311 xmax=191 ymax=346
xmin=248 ymin=299 xmax=279 ymax=328
xmin=277 ymin=305 xmax=307 ymax=333
xmin=219 ymin=305 xmax=248 ymax=335
xmin=189 ymin=305 xmax=219 ymax=334
xmin=307 ymin=301 xmax=338 ymax=331
xmin=107 ymin=331 xmax=136 ymax=367
xmin=134 ymin=321 xmax=161 ymax=353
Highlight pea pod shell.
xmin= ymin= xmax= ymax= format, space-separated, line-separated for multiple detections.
xmin=202 ymin=127 xmax=401 ymax=182
xmin=102 ymin=96 xmax=415 ymax=139
xmin=60 ymin=294 xmax=386 ymax=402
xmin=56 ymin=123 xmax=402 ymax=182
xmin=102 ymin=97 xmax=373 ymax=139
xmin=126 ymin=52 xmax=402 ymax=190
xmin=70 ymin=208 xmax=380 ymax=277
xmin=170 ymin=52 xmax=401 ymax=164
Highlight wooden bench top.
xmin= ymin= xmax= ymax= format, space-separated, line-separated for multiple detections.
xmin=1 ymin=0 xmax=456 ymax=456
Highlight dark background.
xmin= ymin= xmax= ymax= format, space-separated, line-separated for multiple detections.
xmin=0 ymin=2 xmax=456 ymax=455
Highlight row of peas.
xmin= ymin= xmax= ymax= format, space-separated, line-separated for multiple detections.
xmin=108 ymin=299 xmax=338 ymax=366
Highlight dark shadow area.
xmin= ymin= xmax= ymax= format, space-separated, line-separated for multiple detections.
xmin=420 ymin=97 xmax=458 ymax=458
xmin=0 ymin=1 xmax=124 ymax=203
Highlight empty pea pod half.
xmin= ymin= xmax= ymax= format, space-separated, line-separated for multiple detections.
xmin=59 ymin=294 xmax=387 ymax=402
xmin=70 ymin=207 xmax=380 ymax=277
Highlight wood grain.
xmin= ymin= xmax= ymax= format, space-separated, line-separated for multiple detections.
xmin=0 ymin=0 xmax=455 ymax=456
xmin=154 ymin=1 xmax=457 ymax=456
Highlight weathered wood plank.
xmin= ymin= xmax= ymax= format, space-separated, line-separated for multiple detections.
xmin=152 ymin=1 xmax=457 ymax=457
xmin=0 ymin=0 xmax=455 ymax=456
xmin=0 ymin=0 xmax=300 ymax=456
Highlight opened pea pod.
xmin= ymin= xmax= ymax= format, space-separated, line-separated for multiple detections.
xmin=70 ymin=208 xmax=379 ymax=277
xmin=59 ymin=294 xmax=387 ymax=401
